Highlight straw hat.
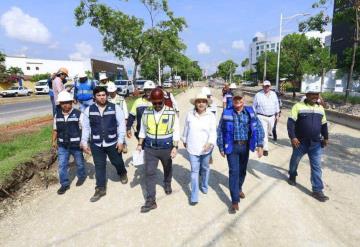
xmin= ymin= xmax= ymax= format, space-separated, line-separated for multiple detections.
xmin=190 ymin=93 xmax=213 ymax=105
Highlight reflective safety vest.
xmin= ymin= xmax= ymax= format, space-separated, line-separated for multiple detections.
xmin=108 ymin=95 xmax=125 ymax=108
xmin=89 ymin=103 xmax=118 ymax=144
xmin=221 ymin=106 xmax=258 ymax=154
xmin=224 ymin=92 xmax=233 ymax=109
xmin=56 ymin=108 xmax=81 ymax=148
xmin=142 ymin=106 xmax=176 ymax=149
xmin=75 ymin=79 xmax=94 ymax=101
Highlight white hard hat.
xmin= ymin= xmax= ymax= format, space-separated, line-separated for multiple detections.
xmin=143 ymin=80 xmax=156 ymax=89
xmin=107 ymin=82 xmax=117 ymax=93
xmin=263 ymin=80 xmax=271 ymax=86
xmin=78 ymin=71 xmax=87 ymax=78
xmin=99 ymin=74 xmax=108 ymax=81
xmin=57 ymin=91 xmax=74 ymax=103
xmin=229 ymin=83 xmax=237 ymax=89
xmin=305 ymin=85 xmax=320 ymax=94
xmin=201 ymin=87 xmax=212 ymax=96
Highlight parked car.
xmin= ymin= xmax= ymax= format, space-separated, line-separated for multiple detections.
xmin=242 ymin=81 xmax=257 ymax=87
xmin=35 ymin=79 xmax=50 ymax=94
xmin=114 ymin=79 xmax=134 ymax=96
xmin=134 ymin=80 xmax=147 ymax=92
xmin=163 ymin=80 xmax=172 ymax=88
xmin=1 ymin=86 xmax=31 ymax=97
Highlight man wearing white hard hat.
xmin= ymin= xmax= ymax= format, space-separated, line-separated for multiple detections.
xmin=126 ymin=80 xmax=156 ymax=140
xmin=201 ymin=87 xmax=217 ymax=116
xmin=252 ymin=80 xmax=280 ymax=156
xmin=287 ymin=87 xmax=329 ymax=202
xmin=52 ymin=91 xmax=86 ymax=195
xmin=223 ymin=83 xmax=237 ymax=109
xmin=98 ymin=74 xmax=110 ymax=87
xmin=74 ymin=71 xmax=96 ymax=112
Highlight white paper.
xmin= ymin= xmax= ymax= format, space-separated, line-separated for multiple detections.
xmin=132 ymin=150 xmax=144 ymax=166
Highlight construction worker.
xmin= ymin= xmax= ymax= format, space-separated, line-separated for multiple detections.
xmin=137 ymin=88 xmax=180 ymax=213
xmin=52 ymin=91 xmax=86 ymax=195
xmin=223 ymin=83 xmax=237 ymax=109
xmin=53 ymin=67 xmax=69 ymax=109
xmin=217 ymin=91 xmax=265 ymax=214
xmin=126 ymin=80 xmax=156 ymax=140
xmin=158 ymin=86 xmax=180 ymax=115
xmin=81 ymin=86 xmax=128 ymax=202
xmin=98 ymin=74 xmax=110 ymax=88
xmin=287 ymin=88 xmax=329 ymax=202
xmin=107 ymin=82 xmax=129 ymax=153
xmin=74 ymin=71 xmax=96 ymax=112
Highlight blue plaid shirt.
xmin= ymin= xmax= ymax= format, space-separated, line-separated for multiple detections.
xmin=217 ymin=108 xmax=265 ymax=152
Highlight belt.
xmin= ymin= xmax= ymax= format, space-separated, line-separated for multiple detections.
xmin=258 ymin=113 xmax=275 ymax=117
xmin=234 ymin=140 xmax=247 ymax=145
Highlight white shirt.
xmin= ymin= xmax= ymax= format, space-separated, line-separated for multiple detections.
xmin=138 ymin=106 xmax=180 ymax=141
xmin=181 ymin=109 xmax=217 ymax=156
xmin=253 ymin=90 xmax=280 ymax=116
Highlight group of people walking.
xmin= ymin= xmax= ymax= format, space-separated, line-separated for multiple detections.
xmin=50 ymin=67 xmax=330 ymax=214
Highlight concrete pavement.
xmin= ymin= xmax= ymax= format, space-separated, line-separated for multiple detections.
xmin=0 ymin=84 xmax=359 ymax=246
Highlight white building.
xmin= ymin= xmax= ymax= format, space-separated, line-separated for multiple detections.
xmin=305 ymin=31 xmax=332 ymax=47
xmin=249 ymin=35 xmax=281 ymax=69
xmin=4 ymin=56 xmax=91 ymax=78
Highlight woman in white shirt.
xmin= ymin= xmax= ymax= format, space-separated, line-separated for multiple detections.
xmin=182 ymin=93 xmax=217 ymax=205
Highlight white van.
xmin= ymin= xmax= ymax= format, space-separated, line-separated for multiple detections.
xmin=35 ymin=79 xmax=50 ymax=94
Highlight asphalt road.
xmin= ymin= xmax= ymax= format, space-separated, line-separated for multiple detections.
xmin=0 ymin=99 xmax=52 ymax=124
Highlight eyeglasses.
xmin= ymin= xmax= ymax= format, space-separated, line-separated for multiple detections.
xmin=152 ymin=101 xmax=164 ymax=106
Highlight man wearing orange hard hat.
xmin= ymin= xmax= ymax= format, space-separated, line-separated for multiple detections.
xmin=52 ymin=67 xmax=69 ymax=109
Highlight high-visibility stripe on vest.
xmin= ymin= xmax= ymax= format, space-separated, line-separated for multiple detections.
xmin=142 ymin=106 xmax=175 ymax=149
xmin=56 ymin=108 xmax=82 ymax=148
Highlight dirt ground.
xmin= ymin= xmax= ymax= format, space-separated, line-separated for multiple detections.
xmin=0 ymin=83 xmax=359 ymax=246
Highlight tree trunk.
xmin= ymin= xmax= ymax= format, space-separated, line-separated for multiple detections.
xmin=345 ymin=8 xmax=359 ymax=103
xmin=132 ymin=63 xmax=138 ymax=84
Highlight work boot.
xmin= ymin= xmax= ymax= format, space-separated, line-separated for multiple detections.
xmin=288 ymin=175 xmax=296 ymax=186
xmin=239 ymin=191 xmax=245 ymax=199
xmin=90 ymin=187 xmax=106 ymax=202
xmin=228 ymin=203 xmax=239 ymax=214
xmin=263 ymin=150 xmax=269 ymax=156
xmin=141 ymin=201 xmax=157 ymax=213
xmin=119 ymin=173 xmax=128 ymax=184
xmin=57 ymin=185 xmax=70 ymax=195
xmin=312 ymin=191 xmax=329 ymax=202
xmin=75 ymin=178 xmax=86 ymax=187
xmin=164 ymin=184 xmax=172 ymax=195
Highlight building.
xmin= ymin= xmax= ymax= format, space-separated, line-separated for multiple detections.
xmin=331 ymin=1 xmax=355 ymax=64
xmin=249 ymin=35 xmax=281 ymax=69
xmin=4 ymin=56 xmax=127 ymax=80
xmin=304 ymin=31 xmax=332 ymax=47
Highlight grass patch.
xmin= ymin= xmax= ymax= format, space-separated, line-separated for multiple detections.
xmin=321 ymin=92 xmax=360 ymax=105
xmin=0 ymin=125 xmax=52 ymax=185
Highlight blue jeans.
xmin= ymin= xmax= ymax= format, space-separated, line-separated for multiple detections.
xmin=58 ymin=146 xmax=86 ymax=187
xmin=90 ymin=143 xmax=127 ymax=188
xmin=79 ymin=99 xmax=94 ymax=112
xmin=289 ymin=140 xmax=324 ymax=192
xmin=226 ymin=143 xmax=249 ymax=204
xmin=188 ymin=152 xmax=211 ymax=203
xmin=50 ymin=95 xmax=56 ymax=116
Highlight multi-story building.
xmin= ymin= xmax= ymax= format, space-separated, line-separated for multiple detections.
xmin=249 ymin=35 xmax=280 ymax=69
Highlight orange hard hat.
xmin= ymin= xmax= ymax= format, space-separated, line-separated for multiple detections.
xmin=57 ymin=67 xmax=69 ymax=76
xmin=150 ymin=88 xmax=164 ymax=101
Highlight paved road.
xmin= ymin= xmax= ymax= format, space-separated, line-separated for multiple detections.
xmin=0 ymin=99 xmax=52 ymax=124
xmin=0 ymin=84 xmax=359 ymax=246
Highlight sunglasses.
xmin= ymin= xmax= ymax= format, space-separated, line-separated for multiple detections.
xmin=152 ymin=101 xmax=164 ymax=106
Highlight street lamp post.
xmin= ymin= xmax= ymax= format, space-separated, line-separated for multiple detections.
xmin=275 ymin=13 xmax=310 ymax=91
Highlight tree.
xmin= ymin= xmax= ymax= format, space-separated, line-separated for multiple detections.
xmin=217 ymin=60 xmax=238 ymax=82
xmin=299 ymin=0 xmax=360 ymax=102
xmin=242 ymin=69 xmax=255 ymax=81
xmin=31 ymin=73 xmax=51 ymax=82
xmin=256 ymin=52 xmax=278 ymax=82
xmin=241 ymin=58 xmax=249 ymax=68
xmin=6 ymin=66 xmax=23 ymax=76
xmin=280 ymin=33 xmax=321 ymax=97
xmin=75 ymin=0 xmax=186 ymax=83
xmin=0 ymin=51 xmax=7 ymax=82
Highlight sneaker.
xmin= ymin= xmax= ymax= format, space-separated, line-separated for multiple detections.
xmin=239 ymin=191 xmax=245 ymax=199
xmin=190 ymin=201 xmax=198 ymax=206
xmin=90 ymin=188 xmax=106 ymax=202
xmin=164 ymin=185 xmax=172 ymax=195
xmin=57 ymin=185 xmax=69 ymax=195
xmin=75 ymin=178 xmax=86 ymax=187
xmin=141 ymin=201 xmax=157 ymax=213
xmin=263 ymin=150 xmax=269 ymax=156
xmin=288 ymin=175 xmax=296 ymax=186
xmin=119 ymin=173 xmax=128 ymax=184
xmin=312 ymin=191 xmax=329 ymax=202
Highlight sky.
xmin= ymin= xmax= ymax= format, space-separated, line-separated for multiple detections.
xmin=0 ymin=0 xmax=333 ymax=74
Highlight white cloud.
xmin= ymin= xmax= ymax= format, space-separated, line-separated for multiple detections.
xmin=14 ymin=46 xmax=28 ymax=57
xmin=48 ymin=41 xmax=59 ymax=49
xmin=69 ymin=41 xmax=93 ymax=61
xmin=255 ymin=32 xmax=265 ymax=38
xmin=197 ymin=42 xmax=210 ymax=54
xmin=232 ymin=40 xmax=246 ymax=51
xmin=0 ymin=7 xmax=51 ymax=44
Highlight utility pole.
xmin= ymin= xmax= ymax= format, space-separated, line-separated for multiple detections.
xmin=263 ymin=32 xmax=268 ymax=82
xmin=158 ymin=58 xmax=161 ymax=86
xmin=275 ymin=13 xmax=283 ymax=91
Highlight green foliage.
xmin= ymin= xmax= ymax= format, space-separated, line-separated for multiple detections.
xmin=305 ymin=47 xmax=337 ymax=76
xmin=217 ymin=60 xmax=238 ymax=81
xmin=321 ymin=92 xmax=360 ymax=104
xmin=241 ymin=58 xmax=249 ymax=68
xmin=256 ymin=51 xmax=278 ymax=82
xmin=6 ymin=66 xmax=23 ymax=75
xmin=85 ymin=70 xmax=94 ymax=79
xmin=0 ymin=125 xmax=52 ymax=185
xmin=0 ymin=51 xmax=7 ymax=82
xmin=30 ymin=73 xmax=50 ymax=82
xmin=74 ymin=0 xmax=186 ymax=83
xmin=242 ymin=69 xmax=254 ymax=81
